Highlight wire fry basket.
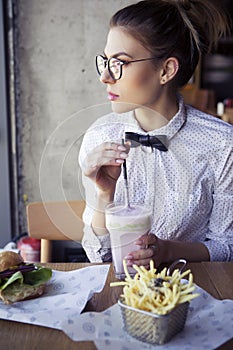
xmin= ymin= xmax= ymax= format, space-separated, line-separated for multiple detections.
xmin=119 ymin=298 xmax=189 ymax=345
xmin=118 ymin=259 xmax=189 ymax=345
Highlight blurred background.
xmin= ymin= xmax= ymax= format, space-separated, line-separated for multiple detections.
xmin=0 ymin=0 xmax=232 ymax=261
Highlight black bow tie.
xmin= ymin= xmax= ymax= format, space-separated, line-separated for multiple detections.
xmin=125 ymin=132 xmax=168 ymax=152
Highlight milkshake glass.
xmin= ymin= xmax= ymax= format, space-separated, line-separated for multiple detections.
xmin=105 ymin=203 xmax=152 ymax=279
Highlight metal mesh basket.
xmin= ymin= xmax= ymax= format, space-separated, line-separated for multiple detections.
xmin=119 ymin=298 xmax=189 ymax=345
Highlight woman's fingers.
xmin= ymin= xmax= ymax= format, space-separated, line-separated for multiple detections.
xmin=125 ymin=234 xmax=160 ymax=268
xmin=125 ymin=246 xmax=154 ymax=265
xmin=83 ymin=142 xmax=128 ymax=176
xmin=134 ymin=233 xmax=157 ymax=247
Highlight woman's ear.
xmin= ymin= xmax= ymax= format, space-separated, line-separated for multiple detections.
xmin=160 ymin=57 xmax=179 ymax=85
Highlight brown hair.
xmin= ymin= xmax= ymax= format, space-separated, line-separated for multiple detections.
xmin=110 ymin=0 xmax=230 ymax=88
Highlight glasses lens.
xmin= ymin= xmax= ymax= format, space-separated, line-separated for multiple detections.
xmin=96 ymin=56 xmax=106 ymax=75
xmin=109 ymin=58 xmax=122 ymax=80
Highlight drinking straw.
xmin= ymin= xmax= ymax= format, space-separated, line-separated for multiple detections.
xmin=122 ymin=139 xmax=130 ymax=207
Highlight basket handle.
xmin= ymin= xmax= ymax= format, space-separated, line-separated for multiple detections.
xmin=167 ymin=259 xmax=187 ymax=276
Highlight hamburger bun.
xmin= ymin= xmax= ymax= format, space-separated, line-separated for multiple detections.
xmin=0 ymin=251 xmax=24 ymax=271
xmin=0 ymin=283 xmax=45 ymax=304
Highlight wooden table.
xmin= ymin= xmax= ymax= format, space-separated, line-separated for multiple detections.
xmin=0 ymin=262 xmax=232 ymax=350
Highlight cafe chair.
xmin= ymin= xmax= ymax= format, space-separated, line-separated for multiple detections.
xmin=26 ymin=200 xmax=85 ymax=263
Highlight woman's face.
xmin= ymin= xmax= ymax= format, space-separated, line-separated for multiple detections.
xmin=100 ymin=27 xmax=163 ymax=114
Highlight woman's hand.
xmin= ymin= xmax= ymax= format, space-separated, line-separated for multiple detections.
xmin=124 ymin=233 xmax=210 ymax=268
xmin=124 ymin=233 xmax=165 ymax=268
xmin=83 ymin=141 xmax=129 ymax=195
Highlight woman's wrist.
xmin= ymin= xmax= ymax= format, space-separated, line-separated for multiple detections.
xmin=96 ymin=190 xmax=114 ymax=210
xmin=160 ymin=239 xmax=210 ymax=263
xmin=91 ymin=190 xmax=114 ymax=237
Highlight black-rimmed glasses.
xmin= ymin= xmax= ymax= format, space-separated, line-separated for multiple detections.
xmin=95 ymin=55 xmax=158 ymax=80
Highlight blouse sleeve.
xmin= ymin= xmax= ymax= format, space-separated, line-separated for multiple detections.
xmin=203 ymin=132 xmax=233 ymax=261
xmin=82 ymin=223 xmax=112 ymax=263
xmin=79 ymin=130 xmax=112 ymax=263
xmin=81 ymin=192 xmax=112 ymax=263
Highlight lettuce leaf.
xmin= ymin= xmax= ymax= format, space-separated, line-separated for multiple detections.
xmin=0 ymin=266 xmax=52 ymax=291
xmin=0 ymin=271 xmax=24 ymax=291
xmin=23 ymin=266 xmax=52 ymax=286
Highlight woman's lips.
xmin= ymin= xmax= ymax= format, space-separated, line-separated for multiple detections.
xmin=108 ymin=92 xmax=119 ymax=101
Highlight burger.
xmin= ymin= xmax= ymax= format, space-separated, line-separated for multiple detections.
xmin=0 ymin=251 xmax=52 ymax=304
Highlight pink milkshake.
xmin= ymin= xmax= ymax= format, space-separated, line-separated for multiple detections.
xmin=105 ymin=203 xmax=152 ymax=279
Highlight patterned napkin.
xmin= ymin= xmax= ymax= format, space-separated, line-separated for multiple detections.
xmin=62 ymin=284 xmax=233 ymax=350
xmin=0 ymin=265 xmax=110 ymax=329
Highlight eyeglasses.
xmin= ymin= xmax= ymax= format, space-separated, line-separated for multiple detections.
xmin=95 ymin=54 xmax=158 ymax=80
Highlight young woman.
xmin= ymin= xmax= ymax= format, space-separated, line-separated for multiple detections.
xmin=79 ymin=0 xmax=233 ymax=267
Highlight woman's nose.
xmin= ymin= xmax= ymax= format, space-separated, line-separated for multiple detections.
xmin=99 ymin=67 xmax=115 ymax=84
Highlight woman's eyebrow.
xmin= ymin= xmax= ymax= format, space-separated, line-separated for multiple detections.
xmin=103 ymin=51 xmax=134 ymax=59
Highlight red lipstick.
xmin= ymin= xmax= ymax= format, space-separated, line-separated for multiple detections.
xmin=108 ymin=92 xmax=119 ymax=101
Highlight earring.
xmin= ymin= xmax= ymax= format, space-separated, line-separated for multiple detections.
xmin=161 ymin=78 xmax=166 ymax=84
xmin=175 ymin=62 xmax=179 ymax=71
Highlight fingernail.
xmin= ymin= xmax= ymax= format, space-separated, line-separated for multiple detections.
xmin=134 ymin=239 xmax=143 ymax=245
xmin=116 ymin=159 xmax=124 ymax=164
xmin=119 ymin=153 xmax=127 ymax=159
xmin=124 ymin=254 xmax=133 ymax=260
xmin=118 ymin=145 xmax=126 ymax=151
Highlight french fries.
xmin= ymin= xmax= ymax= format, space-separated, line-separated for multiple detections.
xmin=110 ymin=260 xmax=199 ymax=315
